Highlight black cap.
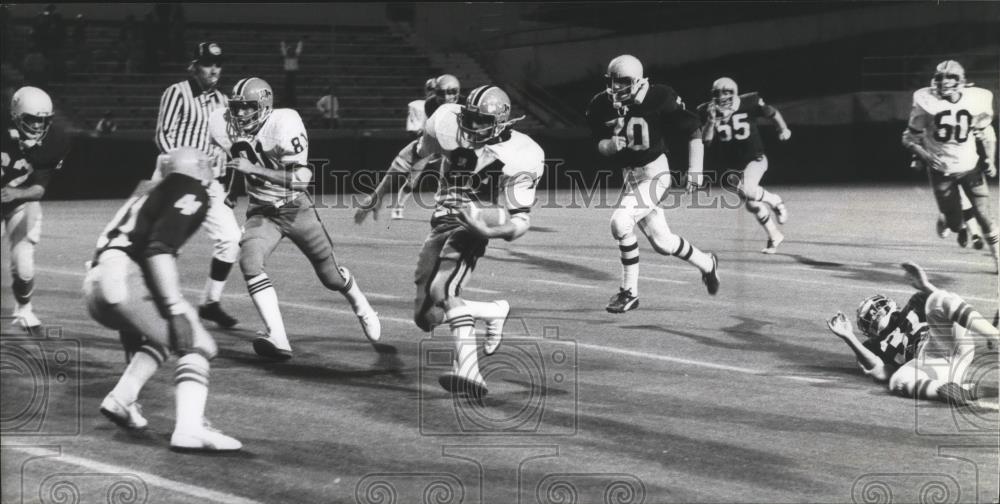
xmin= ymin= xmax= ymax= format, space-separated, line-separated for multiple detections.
xmin=193 ymin=42 xmax=224 ymax=66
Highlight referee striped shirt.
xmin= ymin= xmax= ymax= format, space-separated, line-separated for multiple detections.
xmin=155 ymin=78 xmax=227 ymax=172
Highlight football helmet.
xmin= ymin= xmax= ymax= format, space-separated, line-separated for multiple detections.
xmin=10 ymin=86 xmax=54 ymax=142
xmin=161 ymin=147 xmax=214 ymax=183
xmin=424 ymin=78 xmax=436 ymax=100
xmin=856 ymin=294 xmax=898 ymax=339
xmin=459 ymin=85 xmax=524 ymax=144
xmin=435 ymin=74 xmax=461 ymax=104
xmin=711 ymin=77 xmax=739 ymax=116
xmin=605 ymin=54 xmax=648 ymax=108
xmin=932 ymin=60 xmax=965 ymax=100
xmin=228 ymin=77 xmax=274 ymax=134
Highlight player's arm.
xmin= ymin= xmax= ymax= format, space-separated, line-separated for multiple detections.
xmin=355 ymin=137 xmax=435 ymax=222
xmin=699 ymin=105 xmax=718 ymax=145
xmin=826 ymin=312 xmax=892 ymax=382
xmin=155 ymin=85 xmax=184 ymax=153
xmin=667 ymin=108 xmax=706 ymax=188
xmin=586 ymin=101 xmax=625 ymax=157
xmin=1 ymin=147 xmax=65 ymax=204
xmin=760 ymin=99 xmax=791 ymax=141
xmin=901 ymin=102 xmax=942 ymax=171
xmin=459 ymin=171 xmax=538 ymax=241
xmin=972 ymin=109 xmax=996 ymax=177
xmin=229 ymin=157 xmax=310 ymax=189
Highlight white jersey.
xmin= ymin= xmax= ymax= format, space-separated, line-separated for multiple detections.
xmin=906 ymin=86 xmax=994 ymax=174
xmin=406 ymin=99 xmax=427 ymax=133
xmin=414 ymin=103 xmax=545 ymax=222
xmin=209 ymin=108 xmax=310 ymax=206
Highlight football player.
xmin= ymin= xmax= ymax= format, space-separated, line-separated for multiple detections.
xmin=210 ymin=77 xmax=381 ymax=359
xmin=827 ymin=262 xmax=998 ymax=405
xmin=902 ymin=60 xmax=998 ymax=269
xmin=355 ymin=85 xmax=545 ymax=398
xmin=698 ymin=77 xmax=791 ymax=254
xmin=586 ymin=54 xmax=720 ymax=314
xmin=920 ymin=157 xmax=984 ymax=250
xmin=84 ymin=147 xmax=241 ymax=451
xmin=392 ymin=77 xmax=446 ymax=220
xmin=2 ymin=86 xmax=69 ymax=329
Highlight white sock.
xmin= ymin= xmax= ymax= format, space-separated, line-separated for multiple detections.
xmin=446 ymin=306 xmax=481 ymax=381
xmin=463 ymin=300 xmax=506 ymax=320
xmin=619 ymin=235 xmax=639 ymax=295
xmin=110 ymin=346 xmax=165 ymax=403
xmin=672 ymin=236 xmax=714 ymax=273
xmin=338 ymin=267 xmax=374 ymax=316
xmin=760 ymin=188 xmax=782 ymax=208
xmin=752 ymin=206 xmax=782 ymax=241
xmin=202 ymin=279 xmax=226 ymax=304
xmin=174 ymin=353 xmax=209 ymax=432
xmin=246 ymin=274 xmax=288 ymax=346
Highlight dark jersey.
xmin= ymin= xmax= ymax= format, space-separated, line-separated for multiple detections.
xmin=94 ymin=173 xmax=209 ymax=263
xmin=586 ymin=84 xmax=700 ymax=169
xmin=862 ymin=293 xmax=929 ymax=369
xmin=1 ymin=121 xmax=70 ymax=216
xmin=697 ymin=92 xmax=774 ymax=166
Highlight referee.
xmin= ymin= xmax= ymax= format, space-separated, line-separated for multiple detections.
xmin=154 ymin=42 xmax=241 ymax=328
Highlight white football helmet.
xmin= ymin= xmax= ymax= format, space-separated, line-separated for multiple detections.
xmin=459 ymin=85 xmax=524 ymax=144
xmin=932 ymin=60 xmax=966 ymax=100
xmin=424 ymin=78 xmax=436 ymax=99
xmin=856 ymin=294 xmax=898 ymax=339
xmin=711 ymin=77 xmax=739 ymax=116
xmin=228 ymin=77 xmax=274 ymax=134
xmin=160 ymin=147 xmax=214 ymax=184
xmin=605 ymin=55 xmax=648 ymax=109
xmin=10 ymin=86 xmax=54 ymax=142
xmin=435 ymin=74 xmax=461 ymax=104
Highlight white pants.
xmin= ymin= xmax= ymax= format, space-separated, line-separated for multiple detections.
xmin=611 ymin=154 xmax=673 ymax=240
xmin=203 ymin=180 xmax=241 ymax=263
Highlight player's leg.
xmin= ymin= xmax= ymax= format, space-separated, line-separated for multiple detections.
xmin=956 ymin=170 xmax=999 ymax=263
xmin=738 ymin=157 xmax=784 ymax=253
xmin=286 ymin=203 xmax=380 ymax=342
xmin=606 ymin=165 xmax=654 ymax=312
xmin=928 ymin=169 xmax=963 ymax=234
xmin=413 ymin=228 xmax=450 ymax=333
xmin=436 ymin=231 xmax=508 ymax=354
xmin=638 ymin=207 xmax=720 ymax=296
xmin=954 ymin=187 xmax=984 ymax=249
xmin=5 ymin=202 xmax=42 ymax=328
xmin=239 ymin=210 xmax=291 ymax=357
xmin=197 ymin=182 xmax=241 ymax=328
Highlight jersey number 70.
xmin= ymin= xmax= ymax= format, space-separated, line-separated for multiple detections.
xmin=613 ymin=117 xmax=650 ymax=150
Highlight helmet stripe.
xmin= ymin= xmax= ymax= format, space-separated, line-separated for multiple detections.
xmin=469 ymin=85 xmax=494 ymax=107
xmin=234 ymin=78 xmax=251 ymax=98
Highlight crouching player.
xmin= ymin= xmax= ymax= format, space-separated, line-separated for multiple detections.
xmin=356 ymin=85 xmax=544 ymax=398
xmin=827 ymin=262 xmax=998 ymax=405
xmin=84 ymin=147 xmax=241 ymax=451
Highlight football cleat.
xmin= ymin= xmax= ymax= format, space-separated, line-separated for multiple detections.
xmin=11 ymin=304 xmax=41 ymax=329
xmin=438 ymin=372 xmax=488 ymax=399
xmin=702 ymin=254 xmax=720 ymax=296
xmin=773 ymin=202 xmax=789 ymax=225
xmin=199 ymin=302 xmax=238 ymax=328
xmin=483 ymin=300 xmax=510 ymax=356
xmin=606 ymin=288 xmax=639 ymax=313
xmin=391 ymin=207 xmax=404 ymax=220
xmin=170 ymin=421 xmax=243 ymax=452
xmin=970 ymin=233 xmax=984 ymax=250
xmin=761 ymin=233 xmax=784 ymax=255
xmin=358 ymin=310 xmax=382 ymax=343
xmin=99 ymin=393 xmax=148 ymax=429
xmin=252 ymin=332 xmax=292 ymax=360
xmin=936 ymin=215 xmax=951 ymax=239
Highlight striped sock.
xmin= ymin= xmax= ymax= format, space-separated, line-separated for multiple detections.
xmin=986 ymin=231 xmax=999 ymax=258
xmin=753 ymin=207 xmax=781 ymax=240
xmin=12 ymin=277 xmax=33 ymax=305
xmin=446 ymin=306 xmax=481 ymax=382
xmin=338 ymin=267 xmax=374 ymax=316
xmin=246 ymin=273 xmax=288 ymax=346
xmin=672 ymin=236 xmax=714 ymax=273
xmin=111 ymin=344 xmax=166 ymax=404
xmin=619 ymin=236 xmax=639 ymax=295
xmin=174 ymin=353 xmax=210 ymax=432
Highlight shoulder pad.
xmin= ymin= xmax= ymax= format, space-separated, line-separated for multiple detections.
xmin=425 ymin=103 xmax=462 ymax=151
xmin=493 ymin=131 xmax=545 ymax=178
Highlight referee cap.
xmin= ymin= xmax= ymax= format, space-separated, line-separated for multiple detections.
xmin=192 ymin=42 xmax=225 ymax=66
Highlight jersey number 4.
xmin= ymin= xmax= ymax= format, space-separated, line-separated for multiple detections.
xmin=173 ymin=194 xmax=203 ymax=215
xmin=716 ymin=113 xmax=750 ymax=142
xmin=613 ymin=117 xmax=650 ymax=150
xmin=933 ymin=109 xmax=972 ymax=143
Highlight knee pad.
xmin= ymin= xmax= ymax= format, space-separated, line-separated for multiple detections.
xmin=414 ymin=308 xmax=439 ymax=333
xmin=213 ymin=234 xmax=241 ymax=264
xmin=238 ymin=242 xmax=266 ymax=278
xmin=610 ymin=211 xmax=636 ymax=241
xmin=168 ymin=304 xmax=217 ymax=360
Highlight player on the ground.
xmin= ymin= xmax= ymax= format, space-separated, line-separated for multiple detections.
xmin=85 ymin=147 xmax=242 ymax=451
xmin=391 ymin=75 xmax=461 ymax=220
xmin=586 ymin=54 xmax=720 ymax=314
xmin=155 ymin=42 xmax=242 ymax=329
xmin=902 ymin=60 xmax=998 ymax=269
xmin=2 ymin=86 xmax=69 ymax=329
xmin=210 ymin=77 xmax=380 ymax=359
xmin=355 ymin=85 xmax=544 ymax=398
xmin=698 ymin=77 xmax=791 ymax=254
xmin=827 ymin=262 xmax=998 ymax=405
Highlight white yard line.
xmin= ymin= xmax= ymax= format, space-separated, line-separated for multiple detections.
xmin=531 ymin=279 xmax=598 ymax=289
xmin=2 ymin=445 xmax=264 ymax=504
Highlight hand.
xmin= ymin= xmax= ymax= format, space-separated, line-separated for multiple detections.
xmin=353 ymin=194 xmax=379 ymax=224
xmin=778 ymin=128 xmax=792 ymax=141
xmin=924 ymin=155 xmax=946 ymax=172
xmin=456 ymin=205 xmax=492 ymax=238
xmin=827 ymin=312 xmax=855 ymax=339
xmin=226 ymin=157 xmax=256 ymax=175
xmin=224 ymin=195 xmax=237 ymax=209
xmin=0 ymin=187 xmax=13 ymax=204
xmin=983 ymin=158 xmax=997 ymax=178
xmin=900 ymin=261 xmax=936 ymax=293
xmin=686 ymin=173 xmax=703 ymax=194
xmin=598 ymin=136 xmax=627 ymax=156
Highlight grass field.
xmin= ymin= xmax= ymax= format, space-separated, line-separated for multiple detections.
xmin=2 ymin=184 xmax=998 ymax=504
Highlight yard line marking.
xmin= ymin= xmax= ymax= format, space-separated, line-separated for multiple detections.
xmin=645 ymin=277 xmax=689 ymax=285
xmin=532 ymin=279 xmax=597 ymax=289
xmin=464 ymin=287 xmax=502 ymax=294
xmin=3 ymin=445 xmax=264 ymax=504
xmin=931 ymin=259 xmax=996 ymax=267
xmin=364 ymin=292 xmax=403 ymax=300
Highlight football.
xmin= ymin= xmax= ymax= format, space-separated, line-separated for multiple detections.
xmin=469 ymin=203 xmax=509 ymax=227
